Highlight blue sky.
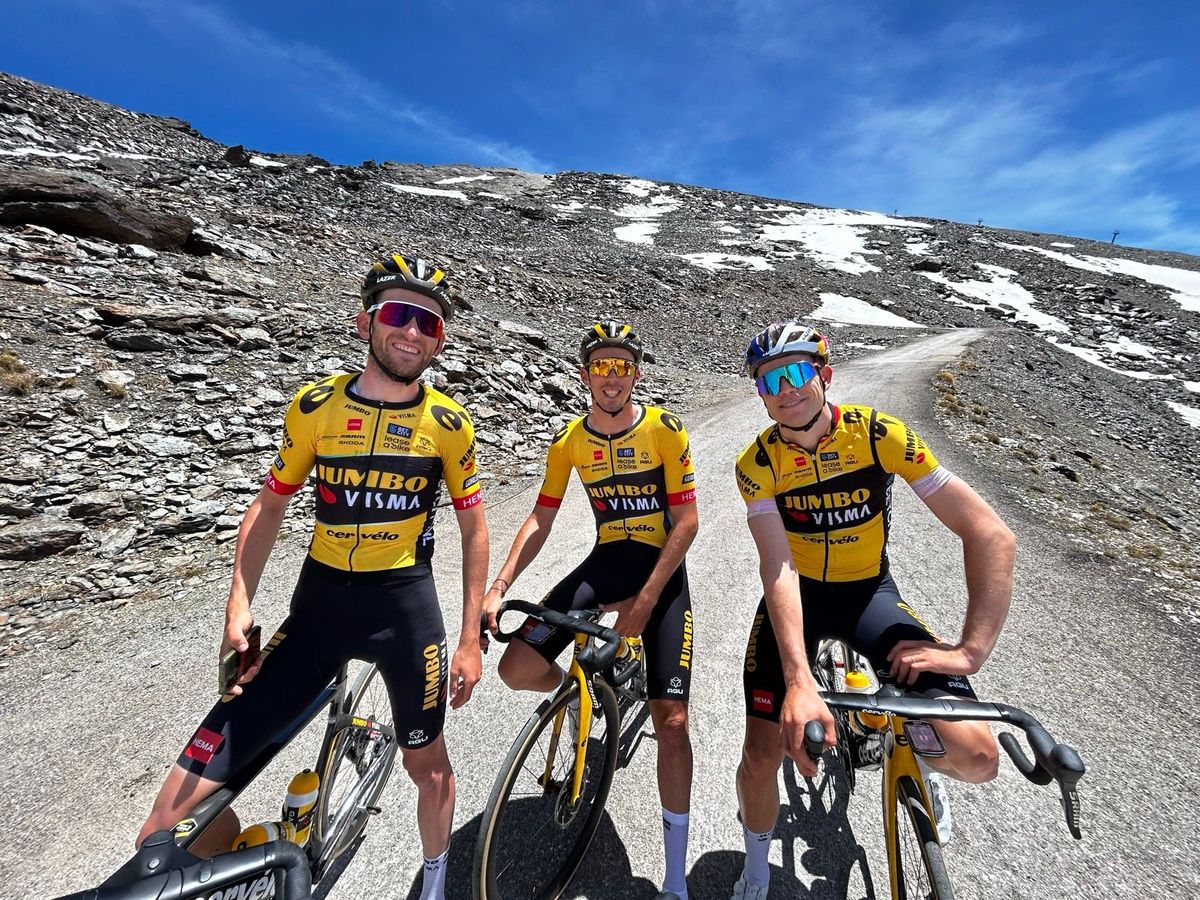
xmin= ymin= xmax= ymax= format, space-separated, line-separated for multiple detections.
xmin=4 ymin=0 xmax=1198 ymax=254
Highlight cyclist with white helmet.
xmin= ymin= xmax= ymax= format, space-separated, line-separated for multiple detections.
xmin=729 ymin=322 xmax=1015 ymax=899
xmin=484 ymin=321 xmax=699 ymax=900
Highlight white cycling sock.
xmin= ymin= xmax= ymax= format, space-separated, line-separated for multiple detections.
xmin=661 ymin=807 xmax=690 ymax=898
xmin=418 ymin=847 xmax=448 ymax=900
xmin=741 ymin=821 xmax=772 ymax=886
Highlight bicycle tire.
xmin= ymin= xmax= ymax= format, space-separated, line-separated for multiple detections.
xmin=311 ymin=662 xmax=397 ymax=877
xmin=894 ymin=775 xmax=955 ymax=900
xmin=473 ymin=678 xmax=621 ymax=900
xmin=812 ymin=639 xmax=858 ymax=788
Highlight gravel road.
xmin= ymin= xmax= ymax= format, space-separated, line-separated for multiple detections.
xmin=4 ymin=330 xmax=1197 ymax=899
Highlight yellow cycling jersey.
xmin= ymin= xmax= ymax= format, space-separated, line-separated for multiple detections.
xmin=535 ymin=406 xmax=697 ymax=549
xmin=265 ymin=373 xmax=482 ymax=572
xmin=735 ymin=404 xmax=941 ymax=582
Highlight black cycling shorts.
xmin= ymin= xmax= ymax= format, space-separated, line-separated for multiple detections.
xmin=178 ymin=559 xmax=447 ymax=783
xmin=743 ymin=571 xmax=977 ymax=722
xmin=514 ymin=540 xmax=693 ymax=703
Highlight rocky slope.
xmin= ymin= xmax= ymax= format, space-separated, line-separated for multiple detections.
xmin=2 ymin=71 xmax=1198 ymax=655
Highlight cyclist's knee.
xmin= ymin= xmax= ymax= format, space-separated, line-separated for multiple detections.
xmin=943 ymin=725 xmax=999 ymax=783
xmin=402 ymin=741 xmax=453 ymax=792
xmin=740 ymin=722 xmax=784 ymax=781
xmin=650 ymin=701 xmax=690 ymax=748
xmin=497 ymin=643 xmax=552 ymax=691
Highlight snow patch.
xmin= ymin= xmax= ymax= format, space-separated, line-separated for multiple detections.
xmin=435 ymin=173 xmax=496 ymax=185
xmin=383 ymin=183 xmax=469 ymax=201
xmin=810 ymin=293 xmax=923 ymax=328
xmin=681 ymin=253 xmax=773 ymax=272
xmin=760 ymin=208 xmax=928 ymax=275
xmin=614 ymin=222 xmax=658 ymax=245
xmin=922 ymin=266 xmax=1069 ymax=333
xmin=249 ymin=156 xmax=287 ymax=169
xmin=1166 ymin=401 xmax=1200 ymax=429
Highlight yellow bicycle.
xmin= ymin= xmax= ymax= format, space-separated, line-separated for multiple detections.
xmin=473 ymin=599 xmax=647 ymax=900
xmin=808 ymin=639 xmax=1085 ymax=900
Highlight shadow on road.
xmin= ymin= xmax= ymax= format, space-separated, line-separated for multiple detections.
xmin=688 ymin=757 xmax=877 ymax=899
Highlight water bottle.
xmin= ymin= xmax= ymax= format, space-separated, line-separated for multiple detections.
xmin=231 ymin=819 xmax=297 ymax=851
xmin=282 ymin=768 xmax=320 ymax=846
xmin=845 ymin=668 xmax=887 ymax=733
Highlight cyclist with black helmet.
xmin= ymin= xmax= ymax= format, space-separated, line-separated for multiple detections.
xmin=728 ymin=322 xmax=1015 ymax=900
xmin=484 ymin=322 xmax=699 ymax=900
xmin=136 ymin=254 xmax=488 ymax=900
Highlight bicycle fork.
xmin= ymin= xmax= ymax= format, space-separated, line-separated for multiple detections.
xmin=542 ymin=634 xmax=595 ymax=808
xmin=880 ymin=714 xmax=940 ymax=895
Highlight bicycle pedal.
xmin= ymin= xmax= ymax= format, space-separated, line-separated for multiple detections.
xmin=365 ymin=805 xmax=382 ymax=815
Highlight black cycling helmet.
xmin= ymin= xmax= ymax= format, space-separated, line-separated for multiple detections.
xmin=361 ymin=253 xmax=454 ymax=321
xmin=579 ymin=321 xmax=645 ymax=365
xmin=744 ymin=321 xmax=829 ymax=376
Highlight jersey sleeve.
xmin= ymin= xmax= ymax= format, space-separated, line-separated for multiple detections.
xmin=264 ymin=381 xmax=322 ymax=495
xmin=871 ymin=411 xmax=941 ymax=483
xmin=535 ymin=422 xmax=575 ymax=508
xmin=438 ymin=406 xmax=483 ymax=510
xmin=735 ymin=438 xmax=778 ymax=517
xmin=655 ymin=409 xmax=696 ymax=505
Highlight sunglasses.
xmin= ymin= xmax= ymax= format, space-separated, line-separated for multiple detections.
xmin=756 ymin=360 xmax=820 ymax=396
xmin=367 ymin=301 xmax=444 ymax=339
xmin=587 ymin=357 xmax=637 ymax=378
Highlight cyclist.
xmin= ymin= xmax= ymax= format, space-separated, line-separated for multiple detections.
xmin=729 ymin=321 xmax=1015 ymax=899
xmin=136 ymin=254 xmax=489 ymax=900
xmin=483 ymin=322 xmax=699 ymax=900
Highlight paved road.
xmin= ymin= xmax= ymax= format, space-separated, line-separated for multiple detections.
xmin=4 ymin=329 xmax=1198 ymax=898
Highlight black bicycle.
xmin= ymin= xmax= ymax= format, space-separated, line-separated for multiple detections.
xmin=55 ymin=660 xmax=397 ymax=900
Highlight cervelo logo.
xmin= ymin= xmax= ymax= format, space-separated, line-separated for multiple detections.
xmin=205 ymin=874 xmax=274 ymax=900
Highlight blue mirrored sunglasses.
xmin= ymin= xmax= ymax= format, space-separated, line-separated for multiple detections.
xmin=756 ymin=360 xmax=819 ymax=396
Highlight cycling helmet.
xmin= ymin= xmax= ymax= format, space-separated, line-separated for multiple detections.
xmin=744 ymin=322 xmax=829 ymax=376
xmin=360 ymin=253 xmax=454 ymax=321
xmin=579 ymin=321 xmax=645 ymax=365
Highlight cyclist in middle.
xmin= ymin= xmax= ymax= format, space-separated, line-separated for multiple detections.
xmin=484 ymin=321 xmax=699 ymax=900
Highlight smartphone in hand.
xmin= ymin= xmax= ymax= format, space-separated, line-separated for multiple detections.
xmin=219 ymin=624 xmax=262 ymax=694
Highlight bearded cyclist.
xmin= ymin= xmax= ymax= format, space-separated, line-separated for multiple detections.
xmin=484 ymin=322 xmax=699 ymax=900
xmin=730 ymin=322 xmax=1015 ymax=899
xmin=136 ymin=254 xmax=489 ymax=900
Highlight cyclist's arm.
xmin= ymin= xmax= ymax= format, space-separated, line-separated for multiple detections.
xmin=918 ymin=475 xmax=1016 ymax=670
xmin=450 ymin=500 xmax=489 ymax=707
xmin=748 ymin=511 xmax=834 ymax=773
xmin=224 ymin=485 xmax=292 ymax=650
xmin=484 ymin=503 xmax=559 ymax=629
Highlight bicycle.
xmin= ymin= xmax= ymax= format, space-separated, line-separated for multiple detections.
xmin=473 ymin=598 xmax=648 ymax=900
xmin=806 ymin=638 xmax=1086 ymax=900
xmin=55 ymin=659 xmax=398 ymax=900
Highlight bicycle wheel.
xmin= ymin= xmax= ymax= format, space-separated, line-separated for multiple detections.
xmin=473 ymin=678 xmax=621 ymax=900
xmin=894 ymin=776 xmax=954 ymax=900
xmin=312 ymin=662 xmax=398 ymax=877
xmin=812 ymin=639 xmax=857 ymax=787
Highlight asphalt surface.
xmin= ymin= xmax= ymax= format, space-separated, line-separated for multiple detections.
xmin=4 ymin=329 xmax=1198 ymax=899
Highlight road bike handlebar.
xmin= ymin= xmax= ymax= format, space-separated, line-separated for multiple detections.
xmin=805 ymin=685 xmax=1085 ymax=839
xmin=54 ymin=831 xmax=312 ymax=900
xmin=491 ymin=599 xmax=638 ymax=684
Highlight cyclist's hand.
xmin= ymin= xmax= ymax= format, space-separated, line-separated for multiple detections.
xmin=601 ymin=593 xmax=652 ymax=637
xmin=221 ymin=610 xmax=261 ymax=696
xmin=483 ymin=586 xmax=505 ymax=634
xmin=779 ymin=683 xmax=835 ymax=778
xmin=887 ymin=639 xmax=978 ymax=684
xmin=449 ymin=642 xmax=482 ymax=709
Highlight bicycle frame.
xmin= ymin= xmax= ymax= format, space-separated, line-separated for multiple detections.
xmin=543 ymin=632 xmax=643 ymax=808
xmin=176 ymin=664 xmax=351 ymax=854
